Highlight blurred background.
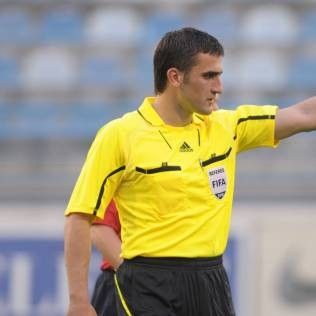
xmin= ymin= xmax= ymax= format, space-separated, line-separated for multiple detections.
xmin=0 ymin=0 xmax=316 ymax=315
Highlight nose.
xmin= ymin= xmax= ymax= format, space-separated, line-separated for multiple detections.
xmin=212 ymin=76 xmax=223 ymax=95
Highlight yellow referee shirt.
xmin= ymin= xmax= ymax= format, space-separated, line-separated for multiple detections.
xmin=66 ymin=97 xmax=278 ymax=258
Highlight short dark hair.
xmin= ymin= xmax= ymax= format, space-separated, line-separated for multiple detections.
xmin=153 ymin=27 xmax=224 ymax=94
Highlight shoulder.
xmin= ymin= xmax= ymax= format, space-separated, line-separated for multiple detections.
xmin=210 ymin=105 xmax=278 ymax=124
xmin=96 ymin=110 xmax=142 ymax=138
xmin=206 ymin=109 xmax=236 ymax=127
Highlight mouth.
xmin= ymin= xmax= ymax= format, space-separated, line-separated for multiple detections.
xmin=207 ymin=98 xmax=219 ymax=111
xmin=207 ymin=98 xmax=215 ymax=105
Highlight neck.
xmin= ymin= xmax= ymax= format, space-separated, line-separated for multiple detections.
xmin=153 ymin=94 xmax=193 ymax=127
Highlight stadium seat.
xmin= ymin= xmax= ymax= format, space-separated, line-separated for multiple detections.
xmin=0 ymin=101 xmax=9 ymax=120
xmin=190 ymin=8 xmax=238 ymax=45
xmin=62 ymin=99 xmax=137 ymax=139
xmin=85 ymin=7 xmax=143 ymax=47
xmin=240 ymin=5 xmax=298 ymax=46
xmin=0 ymin=102 xmax=12 ymax=138
xmin=10 ymin=102 xmax=61 ymax=139
xmin=62 ymin=102 xmax=111 ymax=138
xmin=237 ymin=50 xmax=287 ymax=91
xmin=39 ymin=9 xmax=83 ymax=44
xmin=0 ymin=100 xmax=20 ymax=139
xmin=142 ymin=10 xmax=186 ymax=46
xmin=22 ymin=47 xmax=77 ymax=90
xmin=0 ymin=57 xmax=20 ymax=88
xmin=0 ymin=7 xmax=34 ymax=44
xmin=287 ymin=56 xmax=316 ymax=90
xmin=80 ymin=57 xmax=128 ymax=89
xmin=4 ymin=101 xmax=110 ymax=140
xmin=300 ymin=10 xmax=316 ymax=42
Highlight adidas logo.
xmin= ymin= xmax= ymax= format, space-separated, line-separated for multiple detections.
xmin=179 ymin=142 xmax=193 ymax=152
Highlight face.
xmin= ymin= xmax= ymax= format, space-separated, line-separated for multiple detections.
xmin=178 ymin=53 xmax=223 ymax=115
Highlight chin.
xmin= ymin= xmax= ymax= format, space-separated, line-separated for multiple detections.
xmin=196 ymin=108 xmax=212 ymax=115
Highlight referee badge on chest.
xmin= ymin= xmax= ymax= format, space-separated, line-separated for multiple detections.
xmin=207 ymin=166 xmax=227 ymax=199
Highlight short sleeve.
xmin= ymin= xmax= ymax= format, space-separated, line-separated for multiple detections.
xmin=234 ymin=105 xmax=279 ymax=153
xmin=65 ymin=120 xmax=125 ymax=219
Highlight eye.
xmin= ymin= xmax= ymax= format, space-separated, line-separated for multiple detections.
xmin=202 ymin=71 xmax=222 ymax=80
xmin=203 ymin=72 xmax=217 ymax=79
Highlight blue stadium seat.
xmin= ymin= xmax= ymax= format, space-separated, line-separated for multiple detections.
xmin=62 ymin=102 xmax=111 ymax=138
xmin=0 ymin=102 xmax=9 ymax=119
xmin=80 ymin=57 xmax=125 ymax=88
xmin=40 ymin=9 xmax=83 ymax=43
xmin=22 ymin=48 xmax=77 ymax=90
xmin=4 ymin=100 xmax=137 ymax=140
xmin=62 ymin=100 xmax=136 ymax=139
xmin=0 ymin=8 xmax=34 ymax=44
xmin=240 ymin=5 xmax=298 ymax=46
xmin=10 ymin=103 xmax=61 ymax=139
xmin=0 ymin=57 xmax=20 ymax=88
xmin=300 ymin=10 xmax=316 ymax=41
xmin=143 ymin=11 xmax=186 ymax=46
xmin=190 ymin=9 xmax=238 ymax=45
xmin=287 ymin=56 xmax=316 ymax=89
xmin=85 ymin=8 xmax=143 ymax=47
xmin=236 ymin=51 xmax=287 ymax=91
xmin=0 ymin=102 xmax=12 ymax=139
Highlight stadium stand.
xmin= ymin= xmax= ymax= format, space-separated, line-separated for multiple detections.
xmin=237 ymin=50 xmax=287 ymax=91
xmin=142 ymin=10 xmax=186 ymax=46
xmin=240 ymin=5 xmax=298 ymax=46
xmin=62 ymin=101 xmax=111 ymax=138
xmin=9 ymin=102 xmax=61 ymax=139
xmin=0 ymin=7 xmax=35 ymax=44
xmin=22 ymin=47 xmax=78 ymax=90
xmin=80 ymin=57 xmax=125 ymax=88
xmin=190 ymin=7 xmax=238 ymax=45
xmin=85 ymin=7 xmax=143 ymax=47
xmin=39 ymin=8 xmax=84 ymax=44
xmin=300 ymin=9 xmax=316 ymax=42
xmin=0 ymin=57 xmax=20 ymax=88
xmin=287 ymin=55 xmax=316 ymax=90
xmin=0 ymin=0 xmax=315 ymax=203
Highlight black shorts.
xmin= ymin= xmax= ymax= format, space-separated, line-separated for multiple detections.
xmin=91 ymin=269 xmax=117 ymax=316
xmin=114 ymin=256 xmax=235 ymax=316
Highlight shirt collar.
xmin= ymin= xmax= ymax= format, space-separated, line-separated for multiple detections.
xmin=137 ymin=97 xmax=206 ymax=127
xmin=138 ymin=97 xmax=164 ymax=126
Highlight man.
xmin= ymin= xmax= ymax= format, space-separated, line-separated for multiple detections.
xmin=90 ymin=200 xmax=121 ymax=315
xmin=64 ymin=27 xmax=316 ymax=316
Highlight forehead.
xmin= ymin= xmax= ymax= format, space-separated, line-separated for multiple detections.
xmin=191 ymin=53 xmax=223 ymax=72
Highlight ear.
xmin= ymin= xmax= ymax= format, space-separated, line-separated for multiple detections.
xmin=166 ymin=67 xmax=184 ymax=88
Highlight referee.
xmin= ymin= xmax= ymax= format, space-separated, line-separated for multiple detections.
xmin=64 ymin=27 xmax=316 ymax=316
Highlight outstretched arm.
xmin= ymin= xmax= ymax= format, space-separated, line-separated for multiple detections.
xmin=91 ymin=224 xmax=122 ymax=270
xmin=275 ymin=96 xmax=316 ymax=140
xmin=64 ymin=213 xmax=97 ymax=316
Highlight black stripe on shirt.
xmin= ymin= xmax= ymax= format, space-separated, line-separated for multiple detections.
xmin=201 ymin=147 xmax=232 ymax=167
xmin=93 ymin=165 xmax=126 ymax=215
xmin=237 ymin=114 xmax=275 ymax=125
xmin=136 ymin=165 xmax=181 ymax=174
xmin=233 ymin=114 xmax=275 ymax=140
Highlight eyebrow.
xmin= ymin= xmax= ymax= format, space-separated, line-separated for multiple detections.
xmin=202 ymin=70 xmax=223 ymax=77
